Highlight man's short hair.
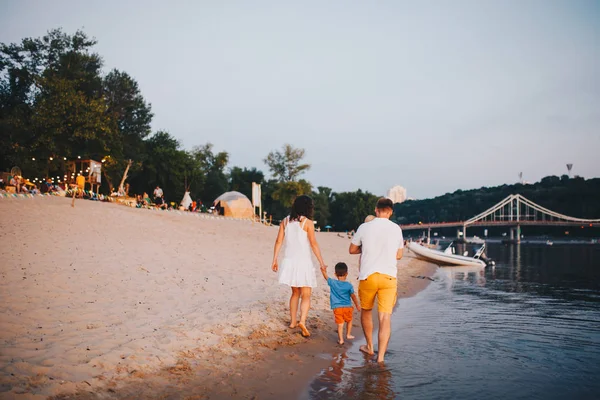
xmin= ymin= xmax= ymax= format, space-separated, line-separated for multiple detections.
xmin=335 ymin=262 xmax=348 ymax=277
xmin=376 ymin=197 xmax=394 ymax=211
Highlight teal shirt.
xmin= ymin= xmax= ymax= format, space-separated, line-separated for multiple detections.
xmin=327 ymin=278 xmax=354 ymax=309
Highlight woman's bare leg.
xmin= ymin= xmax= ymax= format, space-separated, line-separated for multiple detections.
xmin=298 ymin=287 xmax=312 ymax=337
xmin=289 ymin=287 xmax=301 ymax=328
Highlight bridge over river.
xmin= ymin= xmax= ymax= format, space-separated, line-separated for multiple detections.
xmin=400 ymin=194 xmax=600 ymax=242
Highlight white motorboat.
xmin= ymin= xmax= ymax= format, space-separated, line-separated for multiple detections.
xmin=465 ymin=236 xmax=485 ymax=244
xmin=407 ymin=242 xmax=486 ymax=268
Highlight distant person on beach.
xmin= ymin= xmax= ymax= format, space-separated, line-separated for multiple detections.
xmin=76 ymin=174 xmax=85 ymax=198
xmin=349 ymin=198 xmax=404 ymax=363
xmin=271 ymin=195 xmax=327 ymax=337
xmin=10 ymin=176 xmax=20 ymax=193
xmin=153 ymin=186 xmax=164 ymax=205
xmin=320 ymin=262 xmax=360 ymax=345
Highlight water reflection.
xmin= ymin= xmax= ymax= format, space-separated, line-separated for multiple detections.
xmin=308 ymin=351 xmax=394 ymax=399
xmin=437 ymin=265 xmax=486 ymax=290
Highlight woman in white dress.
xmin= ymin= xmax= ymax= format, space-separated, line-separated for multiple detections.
xmin=271 ymin=195 xmax=326 ymax=337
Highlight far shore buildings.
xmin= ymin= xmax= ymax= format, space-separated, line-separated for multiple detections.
xmin=387 ymin=185 xmax=407 ymax=204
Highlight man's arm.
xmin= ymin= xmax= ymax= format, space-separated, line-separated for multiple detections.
xmin=349 ymin=243 xmax=362 ymax=254
xmin=397 ymin=228 xmax=404 ymax=260
xmin=396 ymin=248 xmax=404 ymax=260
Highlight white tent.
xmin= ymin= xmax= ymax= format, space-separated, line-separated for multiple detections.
xmin=213 ymin=191 xmax=254 ymax=218
xmin=180 ymin=191 xmax=193 ymax=209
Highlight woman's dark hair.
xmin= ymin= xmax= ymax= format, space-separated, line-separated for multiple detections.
xmin=290 ymin=195 xmax=314 ymax=221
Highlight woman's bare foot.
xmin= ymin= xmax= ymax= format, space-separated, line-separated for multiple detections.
xmin=346 ymin=334 xmax=355 ymax=340
xmin=298 ymin=322 xmax=311 ymax=337
xmin=337 ymin=339 xmax=344 ymax=345
xmin=359 ymin=344 xmax=375 ymax=355
xmin=289 ymin=323 xmax=298 ymax=329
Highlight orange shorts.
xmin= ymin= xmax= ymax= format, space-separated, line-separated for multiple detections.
xmin=333 ymin=307 xmax=354 ymax=324
xmin=358 ymin=273 xmax=397 ymax=314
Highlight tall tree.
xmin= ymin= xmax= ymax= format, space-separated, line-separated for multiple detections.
xmin=229 ymin=166 xmax=264 ymax=199
xmin=0 ymin=28 xmax=116 ymax=177
xmin=312 ymin=186 xmax=333 ymax=229
xmin=263 ymin=144 xmax=311 ymax=220
xmin=271 ymin=179 xmax=313 ymax=208
xmin=130 ymin=131 xmax=192 ymax=203
xmin=329 ymin=190 xmax=380 ymax=231
xmin=102 ymin=69 xmax=153 ymax=188
xmin=190 ymin=144 xmax=229 ymax=203
xmin=264 ymin=144 xmax=310 ymax=182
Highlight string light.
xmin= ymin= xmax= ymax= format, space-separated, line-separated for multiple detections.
xmin=32 ymin=157 xmax=35 ymax=161
xmin=49 ymin=157 xmax=53 ymax=161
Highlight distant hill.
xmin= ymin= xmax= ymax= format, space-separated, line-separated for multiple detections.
xmin=392 ymin=176 xmax=600 ymax=226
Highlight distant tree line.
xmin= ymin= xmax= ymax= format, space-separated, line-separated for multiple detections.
xmin=392 ymin=176 xmax=600 ymax=232
xmin=3 ymin=29 xmax=598 ymax=233
xmin=0 ymin=28 xmax=380 ymax=230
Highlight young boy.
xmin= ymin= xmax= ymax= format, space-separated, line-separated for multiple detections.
xmin=320 ymin=262 xmax=361 ymax=345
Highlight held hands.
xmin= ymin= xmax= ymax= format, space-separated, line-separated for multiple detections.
xmin=355 ymin=304 xmax=361 ymax=312
xmin=319 ymin=264 xmax=328 ymax=280
xmin=271 ymin=261 xmax=278 ymax=272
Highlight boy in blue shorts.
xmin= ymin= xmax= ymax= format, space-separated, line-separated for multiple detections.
xmin=320 ymin=262 xmax=361 ymax=345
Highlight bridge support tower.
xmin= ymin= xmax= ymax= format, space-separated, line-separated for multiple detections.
xmin=509 ymin=226 xmax=521 ymax=243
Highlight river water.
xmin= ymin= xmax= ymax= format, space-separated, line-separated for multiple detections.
xmin=303 ymin=244 xmax=600 ymax=399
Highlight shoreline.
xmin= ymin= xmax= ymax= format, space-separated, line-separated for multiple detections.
xmin=0 ymin=197 xmax=436 ymax=399
xmin=51 ymin=255 xmax=437 ymax=400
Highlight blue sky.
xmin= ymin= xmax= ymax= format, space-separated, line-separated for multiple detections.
xmin=1 ymin=0 xmax=598 ymax=199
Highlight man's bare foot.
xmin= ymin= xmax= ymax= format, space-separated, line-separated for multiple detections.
xmin=359 ymin=344 xmax=375 ymax=355
xmin=337 ymin=339 xmax=344 ymax=345
xmin=298 ymin=323 xmax=311 ymax=337
xmin=289 ymin=323 xmax=298 ymax=329
xmin=346 ymin=334 xmax=355 ymax=340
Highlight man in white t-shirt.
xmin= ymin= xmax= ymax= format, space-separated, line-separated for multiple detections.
xmin=349 ymin=197 xmax=404 ymax=363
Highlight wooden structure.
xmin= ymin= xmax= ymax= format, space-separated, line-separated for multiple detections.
xmin=65 ymin=159 xmax=102 ymax=193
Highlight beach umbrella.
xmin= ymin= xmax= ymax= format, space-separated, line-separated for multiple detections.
xmin=324 ymin=225 xmax=332 ymax=232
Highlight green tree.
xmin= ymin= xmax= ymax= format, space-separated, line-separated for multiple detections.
xmin=264 ymin=144 xmax=310 ymax=182
xmin=190 ymin=144 xmax=229 ymax=203
xmin=229 ymin=167 xmax=264 ymax=199
xmin=130 ymin=131 xmax=194 ymax=203
xmin=272 ymin=179 xmax=313 ymax=208
xmin=312 ymin=186 xmax=333 ymax=228
xmin=262 ymin=179 xmax=289 ymax=223
xmin=0 ymin=28 xmax=116 ymax=178
xmin=329 ymin=190 xmax=380 ymax=231
xmin=102 ymin=69 xmax=153 ymax=189
xmin=263 ymin=144 xmax=311 ymax=220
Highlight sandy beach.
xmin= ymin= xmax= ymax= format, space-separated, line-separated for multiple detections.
xmin=0 ymin=196 xmax=435 ymax=399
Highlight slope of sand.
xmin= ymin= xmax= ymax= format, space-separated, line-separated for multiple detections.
xmin=0 ymin=197 xmax=435 ymax=399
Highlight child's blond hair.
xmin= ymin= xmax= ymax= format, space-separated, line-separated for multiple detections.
xmin=364 ymin=215 xmax=375 ymax=223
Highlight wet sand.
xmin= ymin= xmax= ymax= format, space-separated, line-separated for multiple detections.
xmin=0 ymin=196 xmax=435 ymax=399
